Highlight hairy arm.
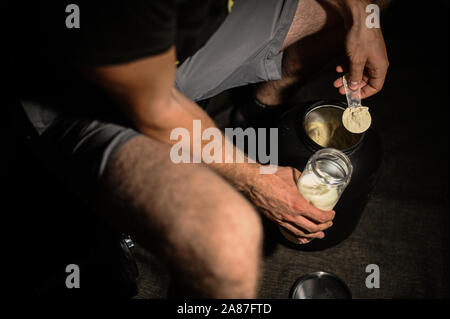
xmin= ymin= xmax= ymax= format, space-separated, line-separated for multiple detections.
xmin=85 ymin=47 xmax=256 ymax=190
xmin=83 ymin=47 xmax=335 ymax=242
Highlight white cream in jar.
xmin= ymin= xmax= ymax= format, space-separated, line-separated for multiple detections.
xmin=297 ymin=172 xmax=339 ymax=211
xmin=280 ymin=148 xmax=353 ymax=245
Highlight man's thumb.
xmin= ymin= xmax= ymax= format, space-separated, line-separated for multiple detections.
xmin=348 ymin=60 xmax=365 ymax=89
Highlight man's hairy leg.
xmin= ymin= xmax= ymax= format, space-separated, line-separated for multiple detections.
xmin=256 ymin=26 xmax=345 ymax=106
xmin=256 ymin=0 xmax=344 ymax=106
xmin=98 ymin=135 xmax=263 ymax=298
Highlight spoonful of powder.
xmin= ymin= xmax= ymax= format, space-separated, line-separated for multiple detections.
xmin=342 ymin=106 xmax=371 ymax=133
xmin=342 ymin=75 xmax=372 ymax=134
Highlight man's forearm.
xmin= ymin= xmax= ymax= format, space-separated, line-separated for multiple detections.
xmin=322 ymin=0 xmax=371 ymax=27
xmin=136 ymin=87 xmax=261 ymax=193
xmin=85 ymin=49 xmax=263 ymax=193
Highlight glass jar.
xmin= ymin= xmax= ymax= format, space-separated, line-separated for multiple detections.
xmin=280 ymin=148 xmax=353 ymax=245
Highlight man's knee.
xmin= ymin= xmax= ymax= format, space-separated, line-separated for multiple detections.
xmin=200 ymin=196 xmax=263 ymax=297
xmin=169 ymin=187 xmax=262 ymax=298
xmin=165 ymin=190 xmax=262 ymax=298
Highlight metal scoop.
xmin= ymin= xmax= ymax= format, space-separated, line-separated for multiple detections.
xmin=342 ymin=75 xmax=362 ymax=108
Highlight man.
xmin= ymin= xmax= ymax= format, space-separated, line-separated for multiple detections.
xmin=10 ymin=0 xmax=388 ymax=298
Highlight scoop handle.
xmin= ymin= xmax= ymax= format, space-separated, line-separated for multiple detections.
xmin=342 ymin=75 xmax=362 ymax=108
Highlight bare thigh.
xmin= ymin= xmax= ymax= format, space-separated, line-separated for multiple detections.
xmin=281 ymin=0 xmax=340 ymax=50
xmin=98 ymin=135 xmax=263 ymax=298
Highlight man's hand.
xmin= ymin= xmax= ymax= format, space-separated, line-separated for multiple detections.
xmin=244 ymin=166 xmax=335 ymax=243
xmin=332 ymin=0 xmax=389 ymax=98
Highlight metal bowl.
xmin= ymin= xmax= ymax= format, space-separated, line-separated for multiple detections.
xmin=290 ymin=271 xmax=352 ymax=299
xmin=303 ymin=104 xmax=363 ymax=152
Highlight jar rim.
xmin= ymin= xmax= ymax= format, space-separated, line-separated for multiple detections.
xmin=311 ymin=148 xmax=353 ymax=186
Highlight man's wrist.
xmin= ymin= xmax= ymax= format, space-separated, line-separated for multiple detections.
xmin=347 ymin=0 xmax=372 ymax=25
xmin=327 ymin=0 xmax=371 ymax=28
xmin=213 ymin=161 xmax=261 ymax=194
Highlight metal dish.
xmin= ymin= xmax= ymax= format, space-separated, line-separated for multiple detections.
xmin=290 ymin=271 xmax=352 ymax=299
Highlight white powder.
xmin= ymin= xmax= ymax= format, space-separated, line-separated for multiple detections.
xmin=305 ymin=121 xmax=333 ymax=147
xmin=342 ymin=106 xmax=372 ymax=134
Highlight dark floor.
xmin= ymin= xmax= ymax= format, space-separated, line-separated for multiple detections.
xmin=134 ymin=2 xmax=449 ymax=298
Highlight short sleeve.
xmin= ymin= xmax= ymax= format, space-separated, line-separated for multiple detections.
xmin=62 ymin=0 xmax=176 ymax=66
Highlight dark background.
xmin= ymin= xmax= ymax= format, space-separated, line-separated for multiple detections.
xmin=2 ymin=0 xmax=448 ymax=298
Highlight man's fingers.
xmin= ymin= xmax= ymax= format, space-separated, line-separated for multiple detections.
xmin=293 ymin=215 xmax=333 ymax=233
xmin=336 ymin=65 xmax=345 ymax=73
xmin=279 ymin=222 xmax=325 ymax=239
xmin=292 ymin=167 xmax=302 ymax=184
xmin=294 ymin=201 xmax=335 ymax=224
xmin=336 ymin=77 xmax=368 ymax=95
xmin=360 ymin=85 xmax=378 ymax=99
xmin=362 ymin=68 xmax=387 ymax=98
xmin=360 ymin=72 xmax=386 ymax=98
xmin=283 ymin=211 xmax=333 ymax=233
xmin=347 ymin=58 xmax=366 ymax=89
xmin=333 ymin=77 xmax=343 ymax=88
xmin=362 ymin=74 xmax=370 ymax=84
